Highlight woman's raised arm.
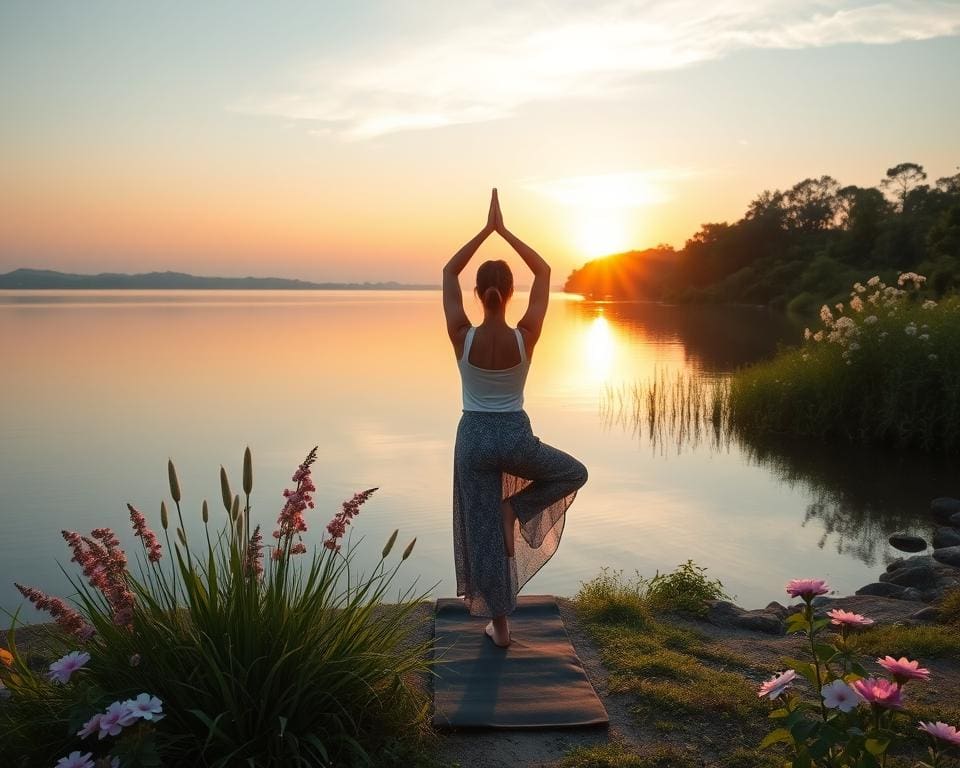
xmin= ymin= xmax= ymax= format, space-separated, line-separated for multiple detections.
xmin=497 ymin=214 xmax=551 ymax=346
xmin=442 ymin=190 xmax=499 ymax=343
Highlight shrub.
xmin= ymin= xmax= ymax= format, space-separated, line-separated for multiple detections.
xmin=0 ymin=447 xmax=434 ymax=767
xmin=730 ymin=273 xmax=960 ymax=452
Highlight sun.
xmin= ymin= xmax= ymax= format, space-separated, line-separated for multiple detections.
xmin=576 ymin=210 xmax=632 ymax=258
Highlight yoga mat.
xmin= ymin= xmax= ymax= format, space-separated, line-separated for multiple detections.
xmin=432 ymin=595 xmax=609 ymax=728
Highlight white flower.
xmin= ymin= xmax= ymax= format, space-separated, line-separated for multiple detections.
xmin=48 ymin=651 xmax=91 ymax=685
xmin=853 ymin=282 xmax=866 ymax=293
xmin=864 ymin=315 xmax=878 ymax=325
xmin=850 ymin=295 xmax=864 ymax=313
xmin=123 ymin=693 xmax=164 ymax=722
xmin=820 ymin=305 xmax=835 ymax=326
xmin=919 ymin=334 xmax=930 ymax=341
xmin=922 ymin=299 xmax=937 ymax=310
xmin=842 ymin=350 xmax=850 ymax=359
xmin=846 ymin=359 xmax=852 ymax=365
xmin=813 ymin=331 xmax=824 ymax=342
xmin=804 ymin=327 xmax=812 ymax=340
xmin=849 ymin=342 xmax=860 ymax=351
xmin=822 ymin=680 xmax=860 ymax=712
xmin=867 ymin=275 xmax=881 ymax=287
xmin=905 ymin=324 xmax=917 ymax=336
xmin=55 ymin=752 xmax=94 ymax=768
xmin=929 ymin=354 xmax=938 ymax=362
xmin=879 ymin=331 xmax=888 ymax=339
xmin=835 ymin=302 xmax=844 ymax=313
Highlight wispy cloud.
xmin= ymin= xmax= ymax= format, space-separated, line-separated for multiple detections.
xmin=523 ymin=170 xmax=701 ymax=209
xmin=243 ymin=1 xmax=960 ymax=139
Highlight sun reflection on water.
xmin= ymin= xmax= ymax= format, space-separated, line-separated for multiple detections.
xmin=583 ymin=312 xmax=615 ymax=384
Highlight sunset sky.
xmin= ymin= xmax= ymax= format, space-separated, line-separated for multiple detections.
xmin=1 ymin=1 xmax=959 ymax=284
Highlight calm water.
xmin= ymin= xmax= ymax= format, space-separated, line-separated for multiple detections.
xmin=0 ymin=290 xmax=951 ymax=621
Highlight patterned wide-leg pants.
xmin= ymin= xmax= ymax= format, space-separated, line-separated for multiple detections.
xmin=452 ymin=410 xmax=588 ymax=617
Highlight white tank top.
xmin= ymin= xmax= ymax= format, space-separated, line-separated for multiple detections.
xmin=458 ymin=326 xmax=530 ymax=412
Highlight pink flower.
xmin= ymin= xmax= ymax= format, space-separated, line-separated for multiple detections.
xmin=272 ymin=448 xmax=318 ymax=553
xmin=758 ymin=670 xmax=797 ymax=700
xmin=48 ymin=650 xmax=91 ymax=684
xmin=97 ymin=700 xmax=133 ymax=738
xmin=827 ymin=609 xmax=874 ymax=628
xmin=918 ymin=721 xmax=960 ymax=746
xmin=244 ymin=525 xmax=264 ymax=578
xmin=76 ymin=713 xmax=102 ymax=739
xmin=876 ymin=656 xmax=930 ymax=684
xmin=14 ymin=583 xmax=93 ymax=640
xmin=852 ymin=677 xmax=904 ymax=709
xmin=123 ymin=693 xmax=164 ymax=721
xmin=55 ymin=751 xmax=95 ymax=768
xmin=322 ymin=487 xmax=377 ymax=552
xmin=821 ymin=679 xmax=859 ymax=712
xmin=785 ymin=579 xmax=829 ymax=600
xmin=128 ymin=503 xmax=162 ymax=562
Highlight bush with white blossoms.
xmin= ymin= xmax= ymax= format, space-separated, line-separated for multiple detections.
xmin=731 ymin=272 xmax=960 ymax=452
xmin=758 ymin=577 xmax=960 ymax=767
xmin=0 ymin=447 xmax=434 ymax=767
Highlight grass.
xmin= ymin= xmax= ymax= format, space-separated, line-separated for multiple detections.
xmin=938 ymin=586 xmax=960 ymax=626
xmin=853 ymin=623 xmax=960 ymax=659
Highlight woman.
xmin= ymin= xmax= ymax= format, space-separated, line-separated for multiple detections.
xmin=442 ymin=188 xmax=588 ymax=648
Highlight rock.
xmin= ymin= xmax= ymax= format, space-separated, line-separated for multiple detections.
xmin=933 ymin=546 xmax=960 ymax=568
xmin=764 ymin=601 xmax=788 ymax=619
xmin=901 ymin=587 xmax=925 ymax=602
xmin=933 ymin=527 xmax=960 ymax=549
xmin=886 ymin=558 xmax=905 ymax=573
xmin=857 ymin=582 xmax=908 ymax=598
xmin=705 ymin=600 xmax=783 ymax=635
xmin=889 ymin=533 xmax=927 ymax=552
xmin=952 ymin=512 xmax=960 ymax=527
xmin=911 ymin=606 xmax=940 ymax=622
xmin=882 ymin=565 xmax=938 ymax=589
xmin=931 ymin=497 xmax=960 ymax=524
xmin=817 ymin=594 xmax=928 ymax=624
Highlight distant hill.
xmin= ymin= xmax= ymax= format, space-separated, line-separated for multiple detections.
xmin=0 ymin=268 xmax=437 ymax=290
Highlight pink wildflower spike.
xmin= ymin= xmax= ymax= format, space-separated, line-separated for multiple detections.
xmin=757 ymin=669 xmax=797 ymax=700
xmin=272 ymin=447 xmax=318 ymax=551
xmin=827 ymin=609 xmax=874 ymax=627
xmin=14 ymin=583 xmax=93 ymax=640
xmin=918 ymin=721 xmax=960 ymax=746
xmin=876 ymin=656 xmax=930 ymax=684
xmin=323 ymin=487 xmax=378 ymax=552
xmin=851 ymin=677 xmax=904 ymax=709
xmin=785 ymin=578 xmax=829 ymax=600
xmin=128 ymin=503 xmax=163 ymax=562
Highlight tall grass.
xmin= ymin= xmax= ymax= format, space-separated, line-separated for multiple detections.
xmin=1 ymin=448 xmax=436 ymax=767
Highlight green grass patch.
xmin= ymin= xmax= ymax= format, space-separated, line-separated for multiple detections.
xmin=560 ymin=743 xmax=698 ymax=768
xmin=853 ymin=623 xmax=960 ymax=659
xmin=937 ymin=586 xmax=960 ymax=626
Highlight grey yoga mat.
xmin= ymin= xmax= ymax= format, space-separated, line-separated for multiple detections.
xmin=431 ymin=595 xmax=609 ymax=728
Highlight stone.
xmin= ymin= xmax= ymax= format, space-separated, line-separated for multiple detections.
xmin=889 ymin=533 xmax=927 ymax=553
xmin=931 ymin=497 xmax=960 ymax=524
xmin=911 ymin=606 xmax=940 ymax=622
xmin=764 ymin=601 xmax=788 ymax=619
xmin=886 ymin=558 xmax=906 ymax=573
xmin=901 ymin=587 xmax=925 ymax=602
xmin=933 ymin=546 xmax=960 ymax=568
xmin=705 ymin=600 xmax=783 ymax=635
xmin=933 ymin=527 xmax=960 ymax=549
xmin=817 ymin=594 xmax=928 ymax=624
xmin=952 ymin=512 xmax=960 ymax=527
xmin=882 ymin=565 xmax=938 ymax=589
xmin=856 ymin=582 xmax=907 ymax=598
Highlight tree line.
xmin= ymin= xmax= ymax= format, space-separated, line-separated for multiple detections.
xmin=563 ymin=163 xmax=960 ymax=313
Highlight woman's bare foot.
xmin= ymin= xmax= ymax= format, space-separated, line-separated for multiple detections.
xmin=485 ymin=619 xmax=511 ymax=647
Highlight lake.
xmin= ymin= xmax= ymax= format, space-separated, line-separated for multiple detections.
xmin=0 ymin=290 xmax=951 ymax=621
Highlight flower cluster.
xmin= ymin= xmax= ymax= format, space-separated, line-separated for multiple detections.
xmin=757 ymin=576 xmax=958 ymax=766
xmin=127 ymin=503 xmax=162 ymax=562
xmin=272 ymin=447 xmax=318 ymax=557
xmin=324 ymin=488 xmax=378 ymax=553
xmin=77 ymin=694 xmax=164 ymax=742
xmin=245 ymin=524 xmax=264 ymax=577
xmin=62 ymin=528 xmax=135 ymax=628
xmin=13 ymin=583 xmax=93 ymax=640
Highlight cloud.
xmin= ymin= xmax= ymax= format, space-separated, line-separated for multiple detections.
xmin=522 ymin=170 xmax=701 ymax=209
xmin=243 ymin=1 xmax=960 ymax=139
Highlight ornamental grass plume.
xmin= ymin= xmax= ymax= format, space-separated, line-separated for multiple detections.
xmin=14 ymin=583 xmax=92 ymax=639
xmin=220 ymin=466 xmax=232 ymax=513
xmin=167 ymin=459 xmax=181 ymax=503
xmin=128 ymin=503 xmax=162 ymax=562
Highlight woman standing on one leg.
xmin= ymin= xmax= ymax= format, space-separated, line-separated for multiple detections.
xmin=443 ymin=188 xmax=588 ymax=648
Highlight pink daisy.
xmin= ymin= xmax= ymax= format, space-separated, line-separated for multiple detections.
xmin=55 ymin=752 xmax=94 ymax=768
xmin=758 ymin=669 xmax=797 ymax=700
xmin=852 ymin=677 xmax=904 ymax=709
xmin=786 ymin=578 xmax=829 ymax=600
xmin=47 ymin=650 xmax=91 ymax=685
xmin=918 ymin=721 xmax=960 ymax=746
xmin=876 ymin=656 xmax=930 ymax=683
xmin=827 ymin=609 xmax=874 ymax=628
